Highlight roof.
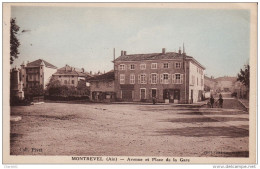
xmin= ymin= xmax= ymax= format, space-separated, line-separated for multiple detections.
xmin=114 ymin=52 xmax=205 ymax=69
xmin=88 ymin=70 xmax=114 ymax=81
xmin=26 ymin=59 xmax=57 ymax=69
xmin=53 ymin=65 xmax=92 ymax=77
xmin=204 ymin=75 xmax=217 ymax=82
xmin=215 ymin=76 xmax=237 ymax=82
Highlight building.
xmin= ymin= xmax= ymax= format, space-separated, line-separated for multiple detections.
xmin=204 ymin=75 xmax=217 ymax=92
xmin=88 ymin=70 xmax=115 ymax=102
xmin=215 ymin=76 xmax=237 ymax=92
xmin=10 ymin=67 xmax=24 ymax=99
xmin=52 ymin=64 xmax=91 ymax=87
xmin=114 ymin=48 xmax=205 ymax=103
xmin=20 ymin=59 xmax=57 ymax=90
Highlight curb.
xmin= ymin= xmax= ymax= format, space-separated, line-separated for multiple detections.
xmin=237 ymin=99 xmax=249 ymax=111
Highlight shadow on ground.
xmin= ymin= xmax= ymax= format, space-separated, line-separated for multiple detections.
xmin=161 ymin=117 xmax=248 ymax=123
xmin=157 ymin=127 xmax=249 ymax=138
xmin=178 ymin=111 xmax=247 ymax=115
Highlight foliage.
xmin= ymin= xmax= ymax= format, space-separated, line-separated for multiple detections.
xmin=10 ymin=18 xmax=20 ymax=64
xmin=237 ymin=64 xmax=250 ymax=88
xmin=26 ymin=85 xmax=44 ymax=97
xmin=45 ymin=77 xmax=90 ymax=97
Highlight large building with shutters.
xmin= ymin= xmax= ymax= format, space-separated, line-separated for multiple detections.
xmin=114 ymin=48 xmax=205 ymax=103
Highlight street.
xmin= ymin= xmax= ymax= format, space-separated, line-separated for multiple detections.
xmin=10 ymin=98 xmax=248 ymax=157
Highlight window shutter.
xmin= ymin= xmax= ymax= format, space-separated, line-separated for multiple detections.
xmin=180 ymin=74 xmax=184 ymax=84
xmin=168 ymin=73 xmax=171 ymax=84
xmin=138 ymin=74 xmax=141 ymax=84
xmin=156 ymin=74 xmax=158 ymax=84
xmin=144 ymin=74 xmax=147 ymax=84
xmin=128 ymin=64 xmax=131 ymax=70
xmin=172 ymin=74 xmax=176 ymax=84
xmin=160 ymin=74 xmax=163 ymax=84
xmin=149 ymin=74 xmax=152 ymax=84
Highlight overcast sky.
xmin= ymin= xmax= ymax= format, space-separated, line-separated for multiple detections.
xmin=11 ymin=6 xmax=250 ymax=77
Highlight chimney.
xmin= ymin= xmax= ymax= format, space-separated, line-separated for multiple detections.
xmin=124 ymin=51 xmax=127 ymax=55
xmin=182 ymin=43 xmax=186 ymax=56
xmin=90 ymin=71 xmax=92 ymax=75
xmin=162 ymin=48 xmax=166 ymax=54
xmin=178 ymin=47 xmax=181 ymax=54
xmin=121 ymin=50 xmax=124 ymax=56
xmin=82 ymin=68 xmax=84 ymax=72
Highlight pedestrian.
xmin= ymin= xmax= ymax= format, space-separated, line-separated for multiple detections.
xmin=152 ymin=96 xmax=157 ymax=105
xmin=210 ymin=95 xmax=215 ymax=108
xmin=218 ymin=94 xmax=223 ymax=108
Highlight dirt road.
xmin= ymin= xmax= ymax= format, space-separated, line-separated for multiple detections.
xmin=10 ymin=100 xmax=248 ymax=157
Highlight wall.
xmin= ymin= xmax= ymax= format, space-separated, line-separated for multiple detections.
xmin=115 ymin=59 xmax=188 ymax=103
xmin=90 ymin=80 xmax=115 ymax=92
xmin=53 ymin=75 xmax=80 ymax=87
xmin=43 ymin=66 xmax=57 ymax=89
xmin=188 ymin=61 xmax=204 ymax=103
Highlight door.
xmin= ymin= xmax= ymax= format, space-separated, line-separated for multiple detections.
xmin=174 ymin=89 xmax=180 ymax=100
xmin=191 ymin=90 xmax=193 ymax=103
xmin=152 ymin=89 xmax=156 ymax=98
xmin=140 ymin=89 xmax=146 ymax=100
xmin=122 ymin=90 xmax=132 ymax=101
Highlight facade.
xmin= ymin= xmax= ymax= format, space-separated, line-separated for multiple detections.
xmin=20 ymin=59 xmax=57 ymax=90
xmin=114 ymin=48 xmax=205 ymax=103
xmin=215 ymin=76 xmax=237 ymax=92
xmin=204 ymin=76 xmax=217 ymax=92
xmin=88 ymin=71 xmax=115 ymax=102
xmin=52 ymin=65 xmax=91 ymax=87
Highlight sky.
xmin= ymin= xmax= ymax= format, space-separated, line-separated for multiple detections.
xmin=11 ymin=6 xmax=250 ymax=77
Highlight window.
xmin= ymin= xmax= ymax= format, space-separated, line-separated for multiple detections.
xmin=197 ymin=77 xmax=199 ymax=86
xmin=191 ymin=75 xmax=195 ymax=85
xmin=150 ymin=73 xmax=157 ymax=84
xmin=130 ymin=64 xmax=135 ymax=70
xmin=173 ymin=74 xmax=183 ymax=84
xmin=72 ymin=80 xmax=74 ymax=84
xmin=130 ymin=74 xmax=135 ymax=84
xmin=107 ymin=81 xmax=112 ymax=87
xmin=151 ymin=63 xmax=157 ymax=69
xmin=163 ymin=63 xmax=169 ymax=68
xmin=138 ymin=74 xmax=147 ymax=84
xmin=119 ymin=64 xmax=125 ymax=70
xmin=64 ymin=80 xmax=67 ymax=84
xmin=176 ymin=74 xmax=181 ymax=83
xmin=41 ymin=75 xmax=42 ymax=78
xmin=175 ymin=62 xmax=181 ymax=69
xmin=163 ymin=74 xmax=169 ymax=84
xmin=95 ymin=82 xmax=99 ymax=88
xmin=120 ymin=74 xmax=125 ymax=84
xmin=59 ymin=76 xmax=61 ymax=78
xmin=72 ymin=76 xmax=74 ymax=78
xmin=140 ymin=64 xmax=146 ymax=70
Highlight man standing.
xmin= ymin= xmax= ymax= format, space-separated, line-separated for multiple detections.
xmin=210 ymin=95 xmax=215 ymax=108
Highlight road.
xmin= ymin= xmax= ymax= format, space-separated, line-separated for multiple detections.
xmin=10 ymin=98 xmax=248 ymax=157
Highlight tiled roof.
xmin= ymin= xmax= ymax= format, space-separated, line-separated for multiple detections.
xmin=115 ymin=52 xmax=192 ymax=61
xmin=88 ymin=70 xmax=114 ymax=81
xmin=114 ymin=52 xmax=205 ymax=69
xmin=204 ymin=75 xmax=217 ymax=82
xmin=53 ymin=65 xmax=91 ymax=77
xmin=215 ymin=76 xmax=237 ymax=82
xmin=26 ymin=59 xmax=57 ymax=69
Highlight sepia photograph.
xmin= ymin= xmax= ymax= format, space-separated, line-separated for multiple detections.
xmin=2 ymin=2 xmax=257 ymax=165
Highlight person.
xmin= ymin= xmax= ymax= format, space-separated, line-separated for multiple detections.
xmin=152 ymin=96 xmax=157 ymax=105
xmin=218 ymin=94 xmax=223 ymax=108
xmin=210 ymin=95 xmax=215 ymax=108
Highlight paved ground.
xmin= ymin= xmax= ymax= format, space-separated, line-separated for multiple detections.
xmin=10 ymin=98 xmax=248 ymax=157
